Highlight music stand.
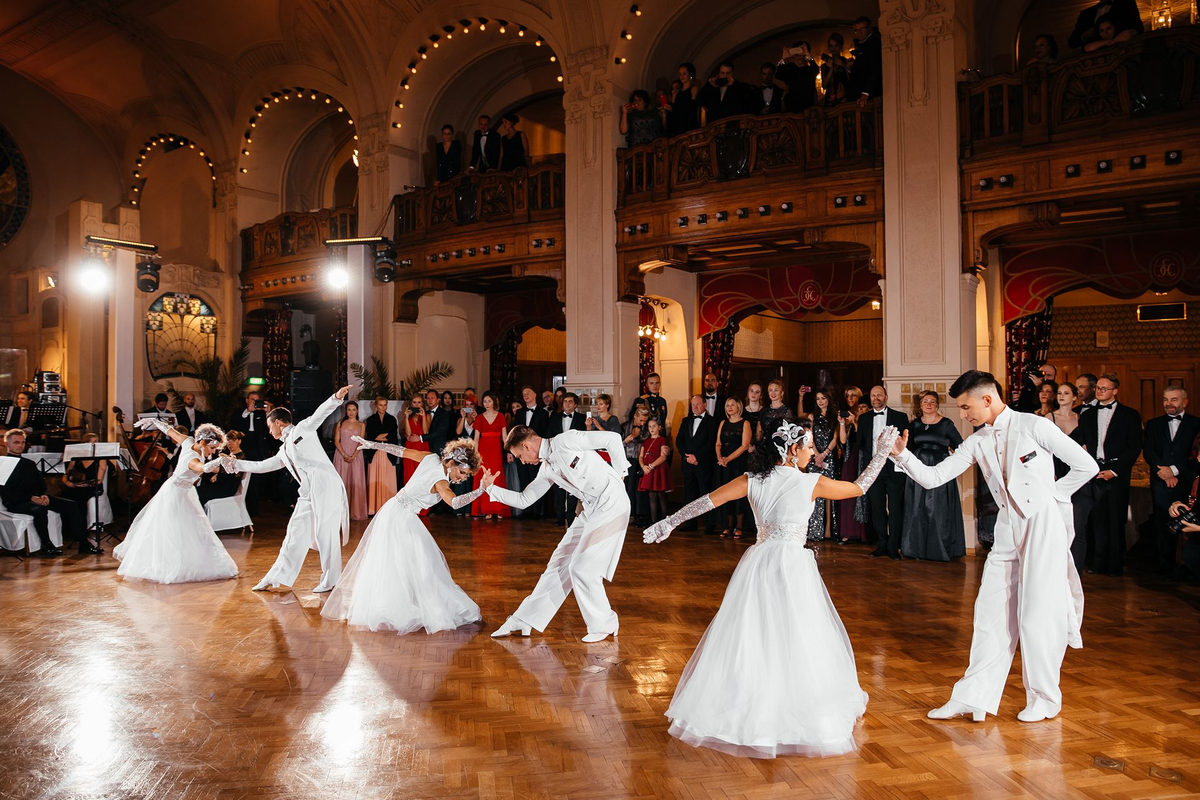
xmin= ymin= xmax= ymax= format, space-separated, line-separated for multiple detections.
xmin=62 ymin=442 xmax=125 ymax=544
xmin=0 ymin=400 xmax=11 ymax=424
xmin=28 ymin=404 xmax=68 ymax=451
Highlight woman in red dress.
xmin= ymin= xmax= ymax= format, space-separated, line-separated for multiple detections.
xmin=637 ymin=417 xmax=673 ymax=524
xmin=402 ymin=394 xmax=430 ymax=513
xmin=472 ymin=391 xmax=511 ymax=520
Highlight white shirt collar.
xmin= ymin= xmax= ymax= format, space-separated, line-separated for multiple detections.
xmin=989 ymin=405 xmax=1014 ymax=431
xmin=538 ymin=437 xmax=550 ymax=460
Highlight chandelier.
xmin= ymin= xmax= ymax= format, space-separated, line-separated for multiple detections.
xmin=637 ymin=297 xmax=668 ymax=341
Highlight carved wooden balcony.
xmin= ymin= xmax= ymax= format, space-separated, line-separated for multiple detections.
xmin=239 ymin=207 xmax=357 ymax=311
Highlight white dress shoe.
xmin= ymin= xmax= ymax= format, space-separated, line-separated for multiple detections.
xmin=490 ymin=616 xmax=532 ymax=638
xmin=581 ymin=622 xmax=618 ymax=643
xmin=252 ymin=577 xmax=279 ymax=592
xmin=311 ymin=583 xmax=334 ymax=594
xmin=927 ymin=700 xmax=986 ymax=722
xmin=1017 ymin=702 xmax=1060 ymax=722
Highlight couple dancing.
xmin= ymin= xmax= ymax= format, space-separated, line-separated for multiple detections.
xmin=644 ymin=369 xmax=1096 ymax=759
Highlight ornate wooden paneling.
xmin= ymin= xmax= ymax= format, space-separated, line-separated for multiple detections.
xmin=239 ymin=207 xmax=357 ymax=307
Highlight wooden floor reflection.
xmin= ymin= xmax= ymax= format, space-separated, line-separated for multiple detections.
xmin=2 ymin=511 xmax=1199 ymax=799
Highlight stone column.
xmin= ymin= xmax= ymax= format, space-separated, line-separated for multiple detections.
xmin=212 ymin=160 xmax=241 ymax=360
xmin=344 ymin=246 xmax=374 ymax=388
xmin=879 ymin=0 xmax=975 ymax=395
xmin=562 ymin=46 xmax=640 ymax=412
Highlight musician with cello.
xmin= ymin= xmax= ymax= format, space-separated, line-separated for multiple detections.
xmin=0 ymin=428 xmax=101 ymax=556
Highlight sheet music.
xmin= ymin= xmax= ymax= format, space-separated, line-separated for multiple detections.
xmin=64 ymin=442 xmax=122 ymax=460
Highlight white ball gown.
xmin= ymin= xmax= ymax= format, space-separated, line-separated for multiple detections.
xmin=665 ymin=467 xmax=867 ymax=758
xmin=113 ymin=439 xmax=239 ymax=584
xmin=321 ymin=454 xmax=480 ymax=634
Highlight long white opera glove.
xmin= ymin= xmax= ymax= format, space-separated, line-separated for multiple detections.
xmin=352 ymin=435 xmax=405 ymax=458
xmin=643 ymin=494 xmax=715 ymax=544
xmin=201 ymin=458 xmax=225 ymax=474
xmin=855 ymin=426 xmax=901 ymax=494
xmin=449 ymin=486 xmax=485 ymax=510
xmin=134 ymin=417 xmax=173 ymax=435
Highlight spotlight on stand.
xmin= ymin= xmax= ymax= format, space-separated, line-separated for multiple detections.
xmin=325 ymin=266 xmax=350 ymax=290
xmin=373 ymin=246 xmax=397 ymax=283
xmin=136 ymin=257 xmax=161 ymax=293
xmin=79 ymin=256 xmax=111 ymax=294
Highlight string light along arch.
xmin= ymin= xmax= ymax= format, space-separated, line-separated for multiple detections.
xmin=612 ymin=4 xmax=644 ymax=66
xmin=130 ymin=133 xmax=217 ymax=208
xmin=240 ymin=87 xmax=357 ymax=174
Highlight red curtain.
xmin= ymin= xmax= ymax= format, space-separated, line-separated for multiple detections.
xmin=638 ymin=303 xmax=656 ymax=393
xmin=702 ymin=320 xmax=739 ymax=392
xmin=263 ymin=308 xmax=293 ymax=398
xmin=1004 ymin=300 xmax=1053 ymax=401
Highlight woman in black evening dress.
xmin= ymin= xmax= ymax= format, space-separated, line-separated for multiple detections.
xmin=435 ymin=124 xmax=462 ymax=183
xmin=715 ymin=398 xmax=752 ymax=537
xmin=498 ymin=113 xmax=528 ymax=171
xmin=900 ymin=391 xmax=966 ymax=561
xmin=806 ymin=389 xmax=840 ymax=541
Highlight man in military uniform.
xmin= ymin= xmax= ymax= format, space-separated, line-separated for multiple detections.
xmin=628 ymin=372 xmax=668 ymax=431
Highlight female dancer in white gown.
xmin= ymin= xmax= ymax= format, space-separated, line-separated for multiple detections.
xmin=321 ymin=436 xmax=496 ymax=634
xmin=113 ymin=420 xmax=239 ymax=584
xmin=643 ymin=418 xmax=899 ymax=758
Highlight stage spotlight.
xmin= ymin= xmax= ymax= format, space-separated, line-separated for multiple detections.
xmin=79 ymin=258 xmax=111 ymax=294
xmin=374 ymin=247 xmax=397 ymax=283
xmin=325 ymin=266 xmax=350 ymax=290
xmin=136 ymin=258 xmax=161 ymax=293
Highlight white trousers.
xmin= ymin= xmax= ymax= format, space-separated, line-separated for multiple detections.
xmin=261 ymin=492 xmax=343 ymax=589
xmin=951 ymin=507 xmax=1071 ymax=714
xmin=513 ymin=492 xmax=630 ymax=635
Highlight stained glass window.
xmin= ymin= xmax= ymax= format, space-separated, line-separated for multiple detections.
xmin=145 ymin=293 xmax=217 ymax=379
xmin=0 ymin=123 xmax=32 ymax=247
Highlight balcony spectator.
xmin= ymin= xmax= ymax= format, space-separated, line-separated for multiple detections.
xmin=1026 ymin=34 xmax=1059 ymax=66
xmin=619 ymin=90 xmax=665 ymax=147
xmin=1069 ymin=0 xmax=1143 ymax=50
xmin=468 ymin=114 xmax=500 ymax=173
xmin=699 ymin=60 xmax=757 ymax=123
xmin=497 ymin=113 xmax=529 ymax=171
xmin=434 ymin=124 xmax=462 ymax=184
xmin=1084 ymin=15 xmax=1139 ymax=52
xmin=756 ymin=63 xmax=783 ymax=115
xmin=666 ymin=63 xmax=701 ymax=137
xmin=820 ymin=33 xmax=852 ymax=107
xmin=776 ymin=41 xmax=819 ymax=113
xmin=849 ymin=16 xmax=883 ymax=108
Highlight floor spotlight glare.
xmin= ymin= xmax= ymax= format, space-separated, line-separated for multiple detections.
xmin=325 ymin=266 xmax=350 ymax=290
xmin=79 ymin=258 xmax=111 ymax=293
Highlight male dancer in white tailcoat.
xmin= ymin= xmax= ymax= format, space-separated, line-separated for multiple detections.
xmin=225 ymin=386 xmax=352 ymax=593
xmin=487 ymin=425 xmax=631 ymax=642
xmin=889 ymin=370 xmax=1098 ymax=722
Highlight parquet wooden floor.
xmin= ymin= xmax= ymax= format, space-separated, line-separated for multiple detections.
xmin=2 ymin=511 xmax=1198 ymax=800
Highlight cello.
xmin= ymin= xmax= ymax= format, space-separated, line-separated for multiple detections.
xmin=112 ymin=406 xmax=168 ymax=505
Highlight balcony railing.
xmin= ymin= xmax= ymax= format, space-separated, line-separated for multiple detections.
xmin=394 ymin=155 xmax=565 ymax=242
xmin=240 ymin=207 xmax=357 ymax=272
xmin=958 ymin=28 xmax=1200 ymax=155
xmin=616 ymin=102 xmax=881 ymax=208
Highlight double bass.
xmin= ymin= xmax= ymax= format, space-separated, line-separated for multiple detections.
xmin=112 ymin=406 xmax=168 ymax=505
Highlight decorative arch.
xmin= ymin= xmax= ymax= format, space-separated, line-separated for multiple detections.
xmin=128 ymin=132 xmax=217 ymax=208
xmin=144 ymin=290 xmax=219 ymax=380
xmin=238 ymin=85 xmax=356 ymax=167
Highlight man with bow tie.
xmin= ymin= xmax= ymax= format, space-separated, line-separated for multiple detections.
xmin=1142 ymin=386 xmax=1198 ymax=574
xmin=487 ymin=425 xmax=631 ymax=642
xmin=1077 ymin=373 xmax=1142 ymax=577
xmin=1073 ymin=373 xmax=1098 ymax=415
xmin=223 ymin=386 xmax=352 ymax=593
xmin=855 ymin=385 xmax=909 ymax=558
xmin=701 ymin=372 xmax=727 ymax=422
xmin=890 ymin=370 xmax=1097 ymax=723
xmin=549 ymin=392 xmax=587 ymax=526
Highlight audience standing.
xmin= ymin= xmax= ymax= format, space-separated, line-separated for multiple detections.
xmin=837 ymin=394 xmax=869 ymax=543
xmin=676 ymin=394 xmax=718 ymax=533
xmin=1144 ymin=387 xmax=1200 ymax=574
xmin=497 ymin=113 xmax=529 ymax=172
xmin=806 ymin=388 xmax=842 ymax=541
xmin=1078 ymin=374 xmax=1142 ymax=577
xmin=756 ymin=63 xmax=783 ymax=115
xmin=468 ymin=114 xmax=500 ymax=173
xmin=858 ymin=384 xmax=908 ymax=559
xmin=1069 ymin=0 xmax=1143 ymax=50
xmin=775 ymin=42 xmax=819 ymax=112
xmin=623 ymin=406 xmax=651 ymax=524
xmin=435 ymin=123 xmax=462 ymax=183
xmin=472 ymin=391 xmax=511 ymax=520
xmin=549 ymin=392 xmax=587 ymax=526
xmin=900 ymin=391 xmax=966 ymax=561
xmin=715 ymin=397 xmax=752 ymax=538
xmin=637 ymin=417 xmax=673 ymax=524
xmin=333 ymin=400 xmax=368 ymax=521
xmin=821 ymin=33 xmax=852 ymax=106
xmin=620 ymin=90 xmax=665 ymax=147
xmin=366 ymin=396 xmax=400 ymax=514
xmin=699 ymin=60 xmax=757 ymax=122
xmin=849 ymin=16 xmax=883 ymax=108
xmin=666 ymin=62 xmax=701 ymax=136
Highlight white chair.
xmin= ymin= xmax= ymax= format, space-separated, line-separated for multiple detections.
xmin=0 ymin=496 xmax=63 ymax=554
xmin=85 ymin=470 xmax=114 ymax=529
xmin=205 ymin=471 xmax=253 ymax=534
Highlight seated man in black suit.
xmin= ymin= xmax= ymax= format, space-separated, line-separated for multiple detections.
xmin=698 ymin=60 xmax=758 ymax=123
xmin=548 ymin=392 xmax=588 ymax=526
xmin=676 ymin=394 xmax=718 ymax=533
xmin=1143 ymin=386 xmax=1200 ymax=574
xmin=0 ymin=429 xmax=99 ymax=556
xmin=856 ymin=384 xmax=909 ymax=559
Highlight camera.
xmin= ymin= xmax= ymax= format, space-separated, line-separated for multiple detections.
xmin=1169 ymin=508 xmax=1199 ymax=536
xmin=714 ymin=77 xmax=729 ymax=86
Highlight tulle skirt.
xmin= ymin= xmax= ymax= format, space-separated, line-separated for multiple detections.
xmin=321 ymin=494 xmax=480 ymax=634
xmin=665 ymin=540 xmax=866 ymax=758
xmin=113 ymin=482 xmax=238 ymax=584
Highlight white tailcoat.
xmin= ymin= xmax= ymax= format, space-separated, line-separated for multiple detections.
xmin=234 ymin=393 xmax=350 ymax=588
xmin=486 ymin=431 xmax=631 ymax=634
xmin=892 ymin=406 xmax=1098 ymax=714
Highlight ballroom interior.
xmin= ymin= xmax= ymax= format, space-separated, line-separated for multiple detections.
xmin=1 ymin=0 xmax=1199 ymax=797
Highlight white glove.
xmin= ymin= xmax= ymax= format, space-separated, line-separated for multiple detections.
xmin=351 ymin=435 xmax=378 ymax=451
xmin=353 ymin=435 xmax=405 ymax=458
xmin=219 ymin=454 xmax=240 ymax=474
xmin=856 ymin=426 xmax=901 ymax=494
xmin=202 ymin=458 xmax=225 ymax=474
xmin=643 ymin=494 xmax=715 ymax=544
xmin=134 ymin=418 xmax=172 ymax=434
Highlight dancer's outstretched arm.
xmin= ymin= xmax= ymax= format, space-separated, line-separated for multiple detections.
xmin=643 ymin=475 xmax=748 ymax=544
xmin=485 ymin=467 xmax=553 ymax=509
xmin=814 ymin=426 xmax=900 ymax=501
xmin=432 ymin=468 xmax=497 ymax=509
xmin=297 ymin=385 xmax=352 ymax=433
xmin=226 ymin=453 xmax=285 ymax=474
xmin=352 ymin=435 xmax=429 ymax=463
xmin=890 ymin=428 xmax=976 ymax=490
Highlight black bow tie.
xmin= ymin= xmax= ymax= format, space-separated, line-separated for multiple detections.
xmin=563 ymin=413 xmax=573 ymax=418
xmin=1099 ymin=403 xmax=1115 ymax=409
xmin=1168 ymin=414 xmax=1182 ymax=420
xmin=873 ymin=410 xmax=886 ymax=416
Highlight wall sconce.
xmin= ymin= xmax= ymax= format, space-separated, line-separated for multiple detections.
xmin=1130 ymin=155 xmax=1145 ymax=170
xmin=715 ymin=210 xmax=728 ymax=222
xmin=546 ymin=237 xmax=556 ymax=247
xmin=637 ymin=223 xmax=648 ymax=234
xmin=482 ymin=245 xmax=491 ymax=255
xmin=532 ymin=238 xmax=544 ymax=248
xmin=496 ymin=244 xmax=506 ymax=253
xmin=467 ymin=248 xmax=476 ymax=257
xmin=1166 ymin=150 xmax=1182 ymax=165
xmin=978 ymin=177 xmax=994 ymax=190
xmin=997 ymin=174 xmax=1014 ymax=187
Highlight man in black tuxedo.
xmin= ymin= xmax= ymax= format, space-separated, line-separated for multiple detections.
xmin=176 ymin=392 xmax=209 ymax=434
xmin=227 ymin=391 xmax=268 ymax=514
xmin=756 ymin=63 xmax=783 ymax=115
xmin=849 ymin=16 xmax=883 ymax=108
xmin=856 ymin=384 xmax=908 ymax=559
xmin=1 ymin=429 xmax=99 ymax=555
xmin=698 ymin=61 xmax=757 ymax=123
xmin=468 ymin=114 xmax=501 ymax=173
xmin=547 ymin=392 xmax=589 ymax=525
xmin=1143 ymin=386 xmax=1200 ymax=574
xmin=2 ymin=390 xmax=36 ymax=432
xmin=1078 ymin=373 xmax=1142 ymax=577
xmin=676 ymin=395 xmax=718 ymax=533
xmin=512 ymin=386 xmax=550 ymax=518
xmin=1073 ymin=373 xmax=1098 ymax=415
xmin=701 ymin=372 xmax=727 ymax=423
xmin=419 ymin=388 xmax=456 ymax=457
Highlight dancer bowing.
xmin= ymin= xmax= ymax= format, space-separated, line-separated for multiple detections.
xmin=643 ymin=418 xmax=897 ymax=759
xmin=113 ymin=421 xmax=238 ymax=584
xmin=487 ymin=425 xmax=631 ymax=642
xmin=888 ymin=370 xmax=1097 ymax=723
xmin=222 ymin=386 xmax=352 ymax=593
xmin=321 ymin=436 xmax=493 ymax=633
